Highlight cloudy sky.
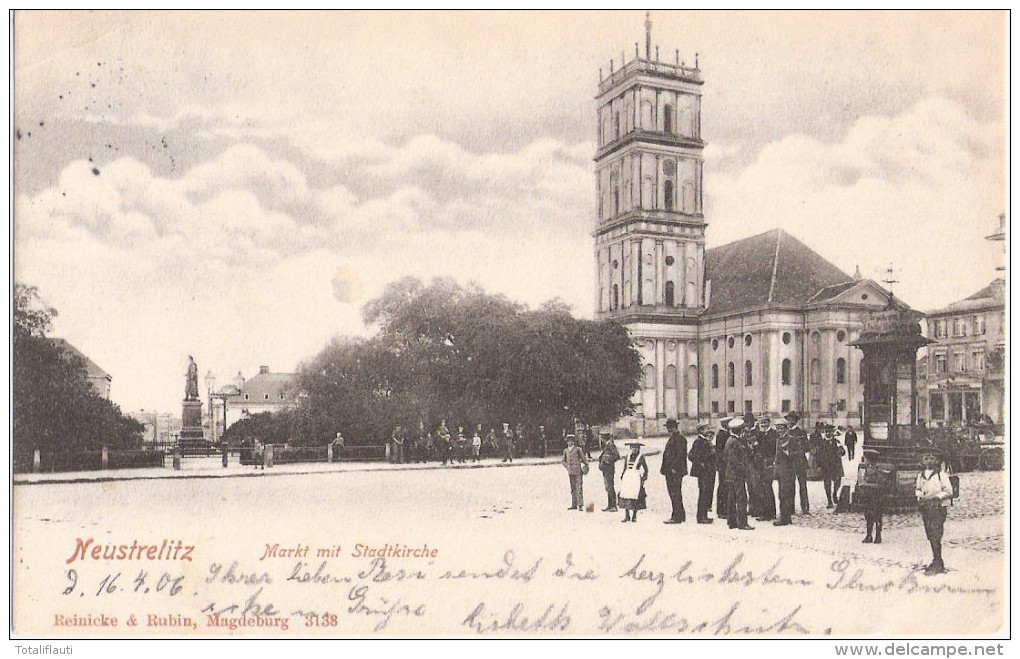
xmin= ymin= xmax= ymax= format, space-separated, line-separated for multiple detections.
xmin=13 ymin=10 xmax=1006 ymax=414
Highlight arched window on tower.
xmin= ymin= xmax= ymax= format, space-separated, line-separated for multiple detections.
xmin=612 ymin=184 xmax=620 ymax=216
xmin=664 ymin=179 xmax=675 ymax=211
xmin=665 ymin=365 xmax=677 ymax=390
xmin=685 ymin=281 xmax=696 ymax=308
xmin=745 ymin=360 xmax=753 ymax=386
xmin=612 ymin=284 xmax=619 ymax=311
xmin=727 ymin=362 xmax=735 ymax=387
xmin=781 ymin=359 xmax=792 ymax=386
xmin=687 ymin=365 xmax=698 ymax=390
xmin=836 ymin=358 xmax=846 ymax=384
xmin=613 ymin=112 xmax=620 ymax=140
xmin=643 ymin=364 xmax=655 ymax=389
xmin=663 ymin=104 xmax=673 ymax=134
xmin=683 ymin=181 xmax=696 ymax=214
xmin=665 ymin=281 xmax=675 ymax=307
xmin=711 ymin=364 xmax=719 ymax=389
xmin=810 ymin=358 xmax=821 ymax=385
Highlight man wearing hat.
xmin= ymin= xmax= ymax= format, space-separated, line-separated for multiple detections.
xmin=915 ymin=447 xmax=954 ymax=575
xmin=597 ymin=432 xmax=621 ymax=512
xmin=785 ymin=411 xmax=811 ymax=513
xmin=688 ymin=422 xmax=717 ymax=523
xmin=772 ymin=419 xmax=796 ymax=526
xmin=562 ymin=434 xmax=588 ymax=511
xmin=723 ymin=417 xmax=754 ymax=530
xmin=714 ymin=418 xmax=732 ymax=519
xmin=661 ymin=419 xmax=689 ymax=524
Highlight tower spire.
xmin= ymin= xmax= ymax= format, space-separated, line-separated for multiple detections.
xmin=645 ymin=11 xmax=652 ymax=60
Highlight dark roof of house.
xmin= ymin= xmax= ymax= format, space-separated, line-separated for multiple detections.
xmin=964 ymin=278 xmax=1005 ymax=302
xmin=704 ymin=229 xmax=854 ymax=316
xmin=49 ymin=338 xmax=110 ymax=380
xmin=928 ymin=278 xmax=1005 ymax=315
xmin=222 ymin=372 xmax=298 ymax=403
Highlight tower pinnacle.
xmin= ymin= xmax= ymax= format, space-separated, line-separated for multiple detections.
xmin=645 ymin=11 xmax=652 ymax=59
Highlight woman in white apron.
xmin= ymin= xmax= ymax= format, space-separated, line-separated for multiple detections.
xmin=619 ymin=441 xmax=649 ymax=522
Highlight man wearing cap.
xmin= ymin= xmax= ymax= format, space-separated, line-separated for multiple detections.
xmin=661 ymin=419 xmax=688 ymax=524
xmin=772 ymin=420 xmax=796 ymax=526
xmin=715 ymin=418 xmax=732 ymax=519
xmin=723 ymin=417 xmax=754 ymax=530
xmin=752 ymin=416 xmax=778 ymax=522
xmin=688 ymin=422 xmax=717 ymax=523
xmin=845 ymin=425 xmax=858 ymax=461
xmin=597 ymin=432 xmax=620 ymax=512
xmin=562 ymin=434 xmax=588 ymax=511
xmin=786 ymin=411 xmax=811 ymax=514
xmin=915 ymin=448 xmax=954 ymax=575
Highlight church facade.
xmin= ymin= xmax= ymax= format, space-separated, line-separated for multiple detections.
xmin=592 ymin=25 xmax=905 ymax=434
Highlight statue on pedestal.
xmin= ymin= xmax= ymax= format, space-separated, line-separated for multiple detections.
xmin=185 ymin=355 xmax=200 ymax=401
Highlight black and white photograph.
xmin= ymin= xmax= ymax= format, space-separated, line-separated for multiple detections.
xmin=10 ymin=10 xmax=1008 ymax=643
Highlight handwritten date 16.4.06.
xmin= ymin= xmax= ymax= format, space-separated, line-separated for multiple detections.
xmin=62 ymin=569 xmax=184 ymax=598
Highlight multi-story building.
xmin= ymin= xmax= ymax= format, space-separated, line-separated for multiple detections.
xmin=209 ymin=365 xmax=299 ymax=439
xmin=920 ymin=279 xmax=1005 ymax=425
xmin=592 ymin=19 xmax=910 ymax=434
xmin=49 ymin=338 xmax=112 ymax=399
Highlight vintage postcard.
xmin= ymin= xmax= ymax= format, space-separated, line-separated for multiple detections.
xmin=11 ymin=10 xmax=1007 ymax=641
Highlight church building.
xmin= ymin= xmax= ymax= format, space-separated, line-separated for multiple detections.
xmin=593 ymin=18 xmax=907 ymax=434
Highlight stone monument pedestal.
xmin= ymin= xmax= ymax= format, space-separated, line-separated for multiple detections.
xmin=179 ymin=399 xmax=212 ymax=456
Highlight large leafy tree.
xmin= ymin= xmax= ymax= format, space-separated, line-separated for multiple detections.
xmin=13 ymin=283 xmax=144 ymax=463
xmin=294 ymin=277 xmax=641 ymax=445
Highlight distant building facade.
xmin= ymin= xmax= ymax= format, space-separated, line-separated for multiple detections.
xmin=126 ymin=410 xmax=182 ymax=445
xmin=210 ymin=365 xmax=299 ymax=438
xmin=49 ymin=338 xmax=112 ymax=399
xmin=592 ymin=23 xmax=908 ymax=434
xmin=919 ymin=279 xmax=1005 ymax=425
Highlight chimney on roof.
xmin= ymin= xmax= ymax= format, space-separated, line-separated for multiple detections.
xmin=259 ymin=365 xmax=270 ymax=375
xmin=853 ymin=265 xmax=862 ymax=280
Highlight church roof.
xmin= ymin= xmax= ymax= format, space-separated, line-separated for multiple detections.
xmin=704 ymin=229 xmax=854 ymax=316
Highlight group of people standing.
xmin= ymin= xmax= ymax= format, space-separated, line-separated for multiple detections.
xmin=388 ymin=420 xmax=595 ymax=466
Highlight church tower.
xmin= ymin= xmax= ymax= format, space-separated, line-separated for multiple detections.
xmin=593 ymin=14 xmax=706 ymax=431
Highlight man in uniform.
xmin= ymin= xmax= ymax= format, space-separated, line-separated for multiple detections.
xmin=688 ymin=422 xmax=716 ymax=523
xmin=501 ymin=422 xmax=515 ymax=463
xmin=715 ymin=417 xmax=732 ymax=519
xmin=786 ymin=411 xmax=811 ymax=513
xmin=724 ymin=417 xmax=754 ymax=530
xmin=753 ymin=415 xmax=778 ymax=522
xmin=661 ymin=419 xmax=688 ymax=524
xmin=772 ymin=419 xmax=797 ymax=526
xmin=597 ymin=432 xmax=620 ymax=512
xmin=915 ymin=447 xmax=954 ymax=575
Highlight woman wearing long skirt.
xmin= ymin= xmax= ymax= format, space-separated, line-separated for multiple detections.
xmin=619 ymin=441 xmax=649 ymax=522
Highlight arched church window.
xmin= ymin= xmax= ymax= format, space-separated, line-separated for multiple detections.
xmin=665 ymin=281 xmax=675 ymax=306
xmin=665 ymin=365 xmax=677 ymax=389
xmin=612 ymin=185 xmax=620 ymax=216
xmin=810 ymin=358 xmax=821 ymax=385
xmin=612 ymin=285 xmax=619 ymax=310
xmin=686 ymin=281 xmax=696 ymax=308
xmin=664 ymin=179 xmax=674 ymax=211
xmin=727 ymin=362 xmax=735 ymax=387
xmin=663 ymin=104 xmax=673 ymax=134
xmin=643 ymin=364 xmax=655 ymax=389
xmin=836 ymin=358 xmax=846 ymax=384
xmin=781 ymin=359 xmax=792 ymax=385
xmin=711 ymin=364 xmax=719 ymax=389
xmin=613 ymin=112 xmax=620 ymax=140
xmin=687 ymin=365 xmax=698 ymax=389
xmin=745 ymin=360 xmax=753 ymax=386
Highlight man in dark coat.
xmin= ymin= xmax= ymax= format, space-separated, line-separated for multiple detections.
xmin=845 ymin=425 xmax=858 ymax=461
xmin=715 ymin=418 xmax=731 ymax=518
xmin=724 ymin=418 xmax=754 ymax=530
xmin=688 ymin=422 xmax=716 ymax=523
xmin=786 ymin=411 xmax=811 ymax=513
xmin=752 ymin=416 xmax=777 ymax=522
xmin=772 ymin=420 xmax=797 ymax=526
xmin=597 ymin=432 xmax=620 ymax=512
xmin=819 ymin=426 xmax=845 ymax=508
xmin=661 ymin=419 xmax=688 ymax=523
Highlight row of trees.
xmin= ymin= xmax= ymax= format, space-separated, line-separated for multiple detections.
xmin=13 ymin=283 xmax=144 ymax=463
xmin=234 ymin=277 xmax=642 ymax=446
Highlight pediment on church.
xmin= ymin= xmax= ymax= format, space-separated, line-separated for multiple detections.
xmin=807 ymin=279 xmax=907 ymax=310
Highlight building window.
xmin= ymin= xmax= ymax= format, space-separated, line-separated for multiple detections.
xmin=612 ymin=285 xmax=619 ymax=310
xmin=711 ymin=339 xmax=719 ymax=351
xmin=711 ymin=364 xmax=719 ymax=389
xmin=781 ymin=359 xmax=792 ymax=385
xmin=810 ymin=358 xmax=820 ymax=385
xmin=728 ymin=336 xmax=735 ymax=349
xmin=264 ymin=393 xmax=269 ymax=400
xmin=665 ymin=364 xmax=677 ymax=389
xmin=744 ymin=400 xmax=753 ymax=414
xmin=613 ymin=112 xmax=620 ymax=139
xmin=935 ymin=353 xmax=947 ymax=374
xmin=930 ymin=394 xmax=945 ymax=420
xmin=781 ymin=399 xmax=791 ymax=413
xmin=837 ymin=330 xmax=846 ymax=343
xmin=782 ymin=332 xmax=792 ymax=345
xmin=836 ymin=358 xmax=846 ymax=384
xmin=688 ymin=365 xmax=698 ymax=389
xmin=953 ymin=351 xmax=967 ymax=373
xmin=744 ymin=360 xmax=753 ymax=386
xmin=664 ymin=179 xmax=674 ymax=211
xmin=727 ymin=401 xmax=735 ymax=414
xmin=974 ymin=315 xmax=986 ymax=335
xmin=612 ymin=185 xmax=620 ymax=215
xmin=744 ymin=334 xmax=752 ymax=346
xmin=934 ymin=319 xmax=948 ymax=339
xmin=972 ymin=349 xmax=985 ymax=371
xmin=727 ymin=362 xmax=735 ymax=387
xmin=953 ymin=317 xmax=967 ymax=337
xmin=279 ymin=394 xmax=285 ymax=400
xmin=643 ymin=364 xmax=655 ymax=389
xmin=665 ymin=255 xmax=675 ymax=266
xmin=810 ymin=399 xmax=820 ymax=412
xmin=665 ymin=280 xmax=675 ymax=306
xmin=837 ymin=399 xmax=847 ymax=412
xmin=712 ymin=401 xmax=719 ymax=414
xmin=243 ymin=394 xmax=249 ymax=401
xmin=663 ymin=104 xmax=673 ymax=133
xmin=811 ymin=331 xmax=820 ymax=344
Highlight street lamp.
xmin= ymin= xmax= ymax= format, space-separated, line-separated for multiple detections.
xmin=204 ymin=371 xmax=216 ymax=442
